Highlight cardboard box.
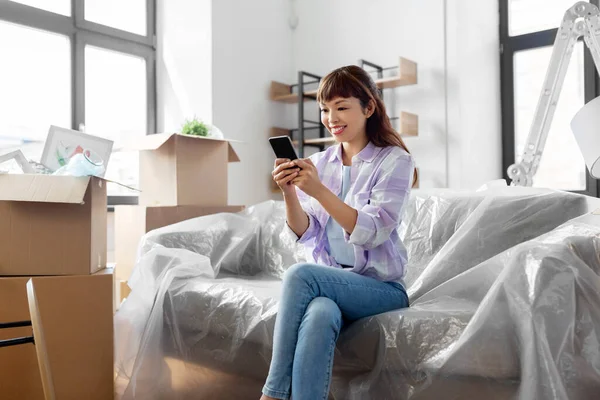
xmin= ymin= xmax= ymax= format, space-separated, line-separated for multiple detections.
xmin=119 ymin=279 xmax=132 ymax=304
xmin=0 ymin=174 xmax=107 ymax=276
xmin=136 ymin=133 xmax=240 ymax=206
xmin=0 ymin=277 xmax=44 ymax=399
xmin=0 ymin=268 xmax=114 ymax=400
xmin=114 ymin=205 xmax=245 ymax=282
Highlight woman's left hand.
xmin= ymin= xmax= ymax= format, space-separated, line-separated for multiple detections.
xmin=291 ymin=158 xmax=326 ymax=198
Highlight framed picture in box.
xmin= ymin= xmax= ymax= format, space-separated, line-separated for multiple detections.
xmin=41 ymin=125 xmax=113 ymax=177
xmin=0 ymin=150 xmax=35 ymax=174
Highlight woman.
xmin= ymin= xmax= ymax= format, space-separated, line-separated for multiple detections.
xmin=261 ymin=65 xmax=416 ymax=400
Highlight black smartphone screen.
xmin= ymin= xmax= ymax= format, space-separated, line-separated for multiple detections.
xmin=269 ymin=136 xmax=298 ymax=160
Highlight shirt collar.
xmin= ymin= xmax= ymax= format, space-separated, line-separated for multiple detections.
xmin=328 ymin=141 xmax=381 ymax=164
xmin=328 ymin=144 xmax=343 ymax=163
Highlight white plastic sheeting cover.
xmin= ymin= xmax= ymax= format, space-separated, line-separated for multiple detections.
xmin=115 ymin=187 xmax=600 ymax=400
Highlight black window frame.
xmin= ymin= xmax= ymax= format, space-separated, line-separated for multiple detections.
xmin=500 ymin=0 xmax=600 ymax=197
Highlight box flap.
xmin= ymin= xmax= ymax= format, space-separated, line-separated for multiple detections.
xmin=227 ymin=143 xmax=240 ymax=162
xmin=174 ymin=134 xmax=241 ymax=163
xmin=175 ymin=133 xmax=242 ymax=143
xmin=130 ymin=133 xmax=241 ymax=162
xmin=0 ymin=174 xmax=91 ymax=204
xmin=130 ymin=133 xmax=175 ymax=151
xmin=27 ymin=271 xmax=114 ymax=399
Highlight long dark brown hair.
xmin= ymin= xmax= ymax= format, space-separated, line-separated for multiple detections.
xmin=317 ymin=65 xmax=418 ymax=187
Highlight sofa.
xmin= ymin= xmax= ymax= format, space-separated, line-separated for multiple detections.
xmin=115 ymin=186 xmax=600 ymax=399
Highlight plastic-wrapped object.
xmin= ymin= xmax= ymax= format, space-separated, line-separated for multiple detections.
xmin=333 ymin=217 xmax=600 ymax=399
xmin=53 ymin=151 xmax=106 ymax=177
xmin=115 ymin=187 xmax=600 ymax=399
xmin=134 ymin=200 xmax=305 ymax=279
xmin=403 ymin=187 xmax=589 ymax=300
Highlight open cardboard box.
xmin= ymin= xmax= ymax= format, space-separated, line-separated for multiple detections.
xmin=114 ymin=204 xmax=245 ymax=284
xmin=0 ymin=174 xmax=107 ymax=276
xmin=0 ymin=268 xmax=114 ymax=400
xmin=134 ymin=133 xmax=240 ymax=206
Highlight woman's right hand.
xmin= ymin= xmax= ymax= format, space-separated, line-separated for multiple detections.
xmin=272 ymin=158 xmax=300 ymax=196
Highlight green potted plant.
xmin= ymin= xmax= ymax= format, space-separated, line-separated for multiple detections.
xmin=181 ymin=117 xmax=209 ymax=137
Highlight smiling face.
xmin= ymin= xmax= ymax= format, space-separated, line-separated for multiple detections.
xmin=320 ymin=96 xmax=373 ymax=144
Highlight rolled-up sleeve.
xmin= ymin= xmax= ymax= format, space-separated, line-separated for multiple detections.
xmin=284 ymin=186 xmax=321 ymax=244
xmin=345 ymin=154 xmax=414 ymax=249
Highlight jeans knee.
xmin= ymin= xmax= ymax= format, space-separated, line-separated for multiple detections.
xmin=283 ymin=262 xmax=318 ymax=285
xmin=304 ymin=297 xmax=342 ymax=332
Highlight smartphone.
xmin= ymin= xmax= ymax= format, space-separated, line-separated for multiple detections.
xmin=269 ymin=135 xmax=298 ymax=161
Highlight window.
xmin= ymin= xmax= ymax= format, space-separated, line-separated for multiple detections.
xmin=85 ymin=0 xmax=147 ymax=35
xmin=0 ymin=0 xmax=156 ymax=203
xmin=9 ymin=0 xmax=70 ymax=16
xmin=500 ymin=0 xmax=599 ymax=196
xmin=85 ymin=45 xmax=147 ymax=195
xmin=0 ymin=21 xmax=70 ymax=163
xmin=508 ymin=0 xmax=588 ymax=36
xmin=513 ymin=43 xmax=586 ymax=190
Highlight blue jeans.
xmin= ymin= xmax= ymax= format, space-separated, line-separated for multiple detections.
xmin=262 ymin=262 xmax=409 ymax=400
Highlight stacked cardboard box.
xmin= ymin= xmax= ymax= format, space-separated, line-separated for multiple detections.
xmin=0 ymin=174 xmax=114 ymax=399
xmin=115 ymin=133 xmax=245 ymax=301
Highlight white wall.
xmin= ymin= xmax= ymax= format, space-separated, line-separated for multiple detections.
xmin=157 ymin=0 xmax=213 ymax=130
xmin=291 ymin=0 xmax=502 ymax=189
xmin=446 ymin=0 xmax=502 ymax=188
xmin=292 ymin=0 xmax=448 ymax=188
xmin=211 ymin=0 xmax=294 ymax=206
xmin=156 ymin=0 xmax=502 ymax=205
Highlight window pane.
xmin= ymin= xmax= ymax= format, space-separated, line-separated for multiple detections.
xmin=513 ymin=43 xmax=586 ymax=190
xmin=85 ymin=45 xmax=146 ymax=196
xmin=509 ymin=0 xmax=588 ymax=36
xmin=85 ymin=0 xmax=146 ymax=36
xmin=9 ymin=0 xmax=70 ymax=16
xmin=0 ymin=21 xmax=70 ymax=164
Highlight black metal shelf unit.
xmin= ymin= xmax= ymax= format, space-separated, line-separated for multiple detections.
xmin=293 ymin=71 xmax=324 ymax=157
xmin=271 ymin=57 xmax=418 ymax=158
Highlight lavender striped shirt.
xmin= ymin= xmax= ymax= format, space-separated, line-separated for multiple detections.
xmin=288 ymin=141 xmax=415 ymax=283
